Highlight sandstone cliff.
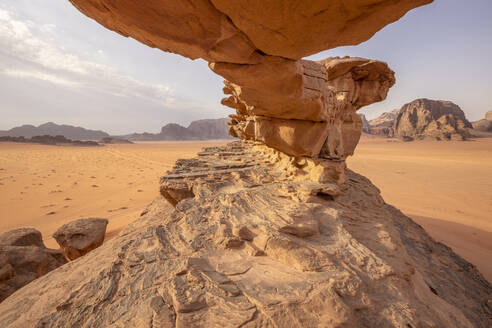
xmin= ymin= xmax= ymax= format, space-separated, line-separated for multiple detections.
xmin=393 ymin=99 xmax=473 ymax=141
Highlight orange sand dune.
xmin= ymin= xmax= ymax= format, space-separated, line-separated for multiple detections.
xmin=349 ymin=136 xmax=492 ymax=281
xmin=0 ymin=141 xmax=227 ymax=249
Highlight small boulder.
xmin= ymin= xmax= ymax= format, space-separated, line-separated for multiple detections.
xmin=53 ymin=218 xmax=108 ymax=260
xmin=0 ymin=228 xmax=67 ymax=303
xmin=0 ymin=228 xmax=44 ymax=247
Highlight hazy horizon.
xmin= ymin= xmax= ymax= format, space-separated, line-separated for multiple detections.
xmin=1 ymin=0 xmax=491 ymax=134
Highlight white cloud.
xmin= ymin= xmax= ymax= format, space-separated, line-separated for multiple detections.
xmin=0 ymin=7 xmax=178 ymax=106
xmin=3 ymin=69 xmax=78 ymax=86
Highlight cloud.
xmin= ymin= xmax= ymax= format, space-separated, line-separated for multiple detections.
xmin=3 ymin=69 xmax=78 ymax=86
xmin=0 ymin=7 xmax=180 ymax=106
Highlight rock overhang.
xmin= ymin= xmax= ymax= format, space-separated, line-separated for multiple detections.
xmin=67 ymin=0 xmax=433 ymax=177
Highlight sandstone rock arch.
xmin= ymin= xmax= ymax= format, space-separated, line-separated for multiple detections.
xmin=68 ymin=0 xmax=431 ymax=161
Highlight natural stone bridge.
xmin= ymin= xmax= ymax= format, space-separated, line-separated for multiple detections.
xmin=68 ymin=0 xmax=429 ymax=164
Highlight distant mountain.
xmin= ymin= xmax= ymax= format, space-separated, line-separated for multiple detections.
xmin=368 ymin=108 xmax=400 ymax=128
xmin=125 ymin=118 xmax=233 ymax=141
xmin=0 ymin=122 xmax=109 ymax=140
xmin=471 ymin=110 xmax=492 ymax=132
xmin=393 ymin=99 xmax=472 ymax=141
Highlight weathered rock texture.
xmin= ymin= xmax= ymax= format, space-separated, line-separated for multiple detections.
xmin=0 ymin=228 xmax=67 ymax=303
xmin=0 ymin=142 xmax=490 ymax=327
xmin=68 ymin=0 xmax=432 ymax=159
xmin=472 ymin=110 xmax=492 ymax=132
xmin=393 ymin=99 xmax=472 ymax=141
xmin=53 ymin=218 xmax=108 ymax=261
xmin=222 ymin=57 xmax=395 ymax=159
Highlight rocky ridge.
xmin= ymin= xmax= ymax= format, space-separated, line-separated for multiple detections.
xmin=123 ymin=118 xmax=233 ymax=141
xmin=1 ymin=142 xmax=490 ymax=327
xmin=0 ymin=122 xmax=109 ymax=140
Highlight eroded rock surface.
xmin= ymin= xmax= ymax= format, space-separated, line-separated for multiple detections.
xmin=53 ymin=218 xmax=108 ymax=260
xmin=0 ymin=228 xmax=67 ymax=303
xmin=68 ymin=0 xmax=431 ymax=159
xmin=394 ymin=99 xmax=473 ymax=141
xmin=0 ymin=142 xmax=490 ymax=327
xmin=222 ymin=57 xmax=395 ymax=158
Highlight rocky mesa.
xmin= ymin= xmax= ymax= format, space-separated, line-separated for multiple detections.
xmin=394 ymin=99 xmax=473 ymax=141
xmin=1 ymin=0 xmax=491 ymax=327
xmin=364 ymin=99 xmax=473 ymax=140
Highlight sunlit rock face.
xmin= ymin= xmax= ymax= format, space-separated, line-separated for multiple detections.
xmin=68 ymin=0 xmax=430 ymax=160
xmin=220 ymin=57 xmax=395 ymax=158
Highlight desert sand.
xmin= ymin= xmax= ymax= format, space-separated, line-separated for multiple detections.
xmin=0 ymin=141 xmax=227 ymax=249
xmin=1 ymin=137 xmax=490 ymax=282
xmin=348 ymin=135 xmax=492 ymax=281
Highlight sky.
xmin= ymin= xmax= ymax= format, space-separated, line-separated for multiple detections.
xmin=0 ymin=0 xmax=491 ymax=134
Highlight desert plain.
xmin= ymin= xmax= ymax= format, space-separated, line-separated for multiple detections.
xmin=0 ymin=137 xmax=491 ymax=282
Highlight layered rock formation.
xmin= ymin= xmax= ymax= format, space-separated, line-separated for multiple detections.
xmin=223 ymin=57 xmax=395 ymax=159
xmin=1 ymin=142 xmax=490 ymax=327
xmin=67 ymin=0 xmax=432 ymax=160
xmin=394 ymin=99 xmax=473 ymax=141
xmin=0 ymin=228 xmax=67 ymax=303
xmin=472 ymin=110 xmax=492 ymax=132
